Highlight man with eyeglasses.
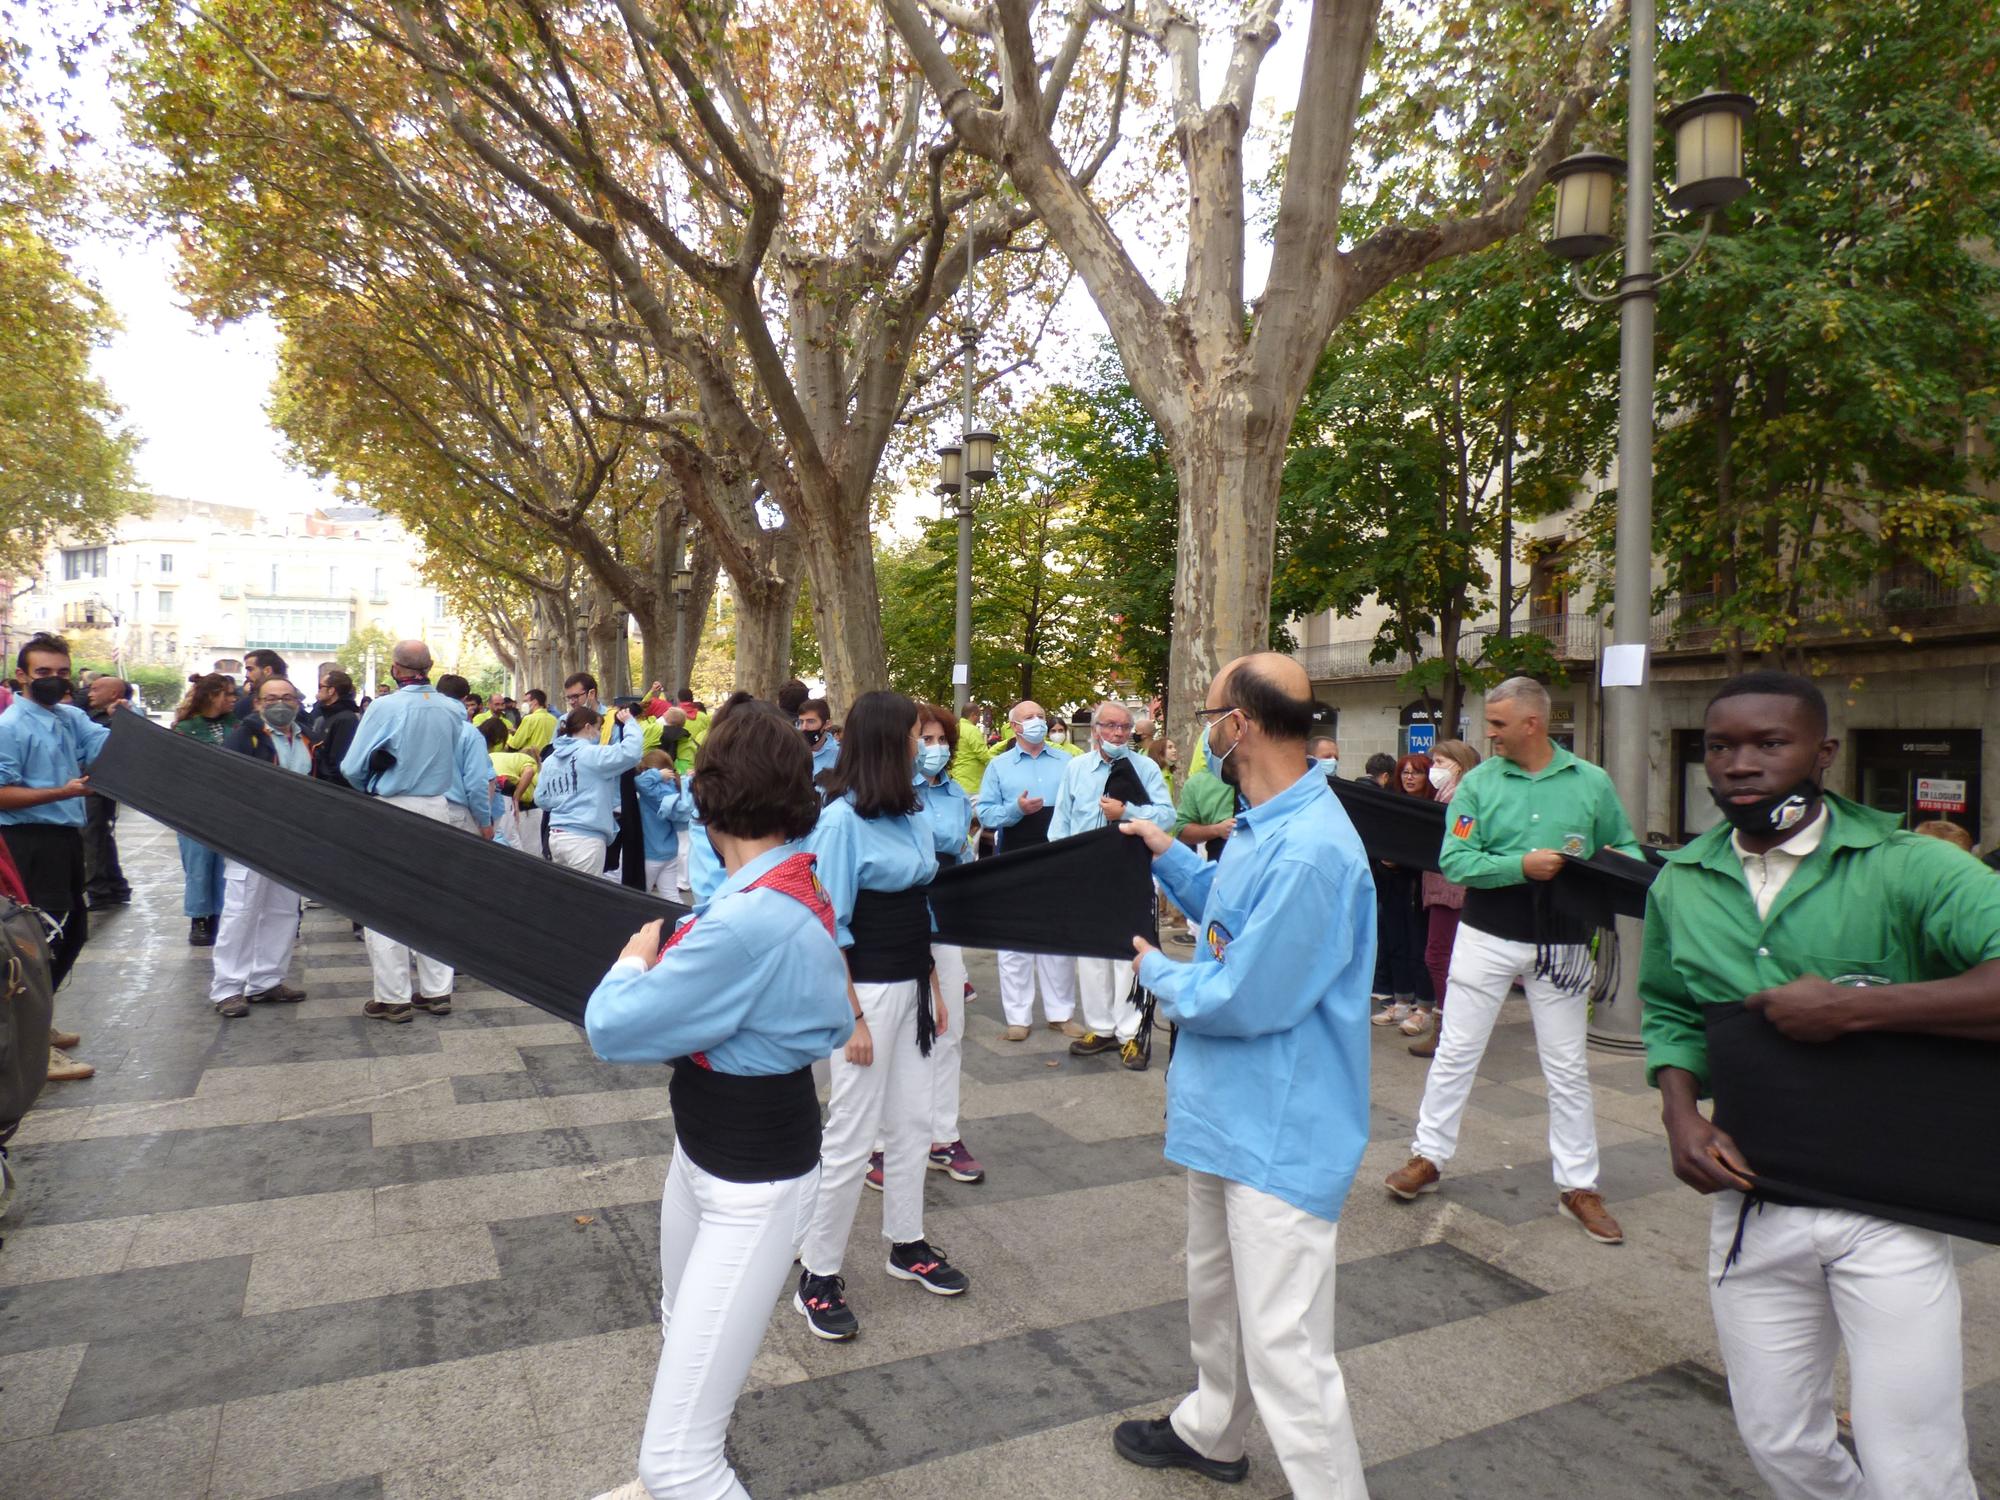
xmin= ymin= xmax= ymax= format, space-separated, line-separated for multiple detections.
xmin=212 ymin=676 xmax=315 ymax=1019
xmin=1051 ymin=699 xmax=1175 ymax=1068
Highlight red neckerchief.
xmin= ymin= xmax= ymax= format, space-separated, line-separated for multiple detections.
xmin=659 ymin=850 xmax=835 ymax=1069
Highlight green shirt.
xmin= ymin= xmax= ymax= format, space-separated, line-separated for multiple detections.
xmin=1436 ymin=743 xmax=1641 ymax=888
xmin=507 ymin=708 xmax=558 ymax=754
xmin=1172 ymin=769 xmax=1238 ymax=839
xmin=1639 ymin=793 xmax=2000 ymax=1093
xmin=949 ymin=733 xmax=991 ymax=799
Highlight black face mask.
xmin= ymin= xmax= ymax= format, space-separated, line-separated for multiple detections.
xmin=1709 ymin=776 xmax=1820 ymax=837
xmin=26 ymin=677 xmax=71 ymax=708
xmin=802 ymin=727 xmax=825 ymax=748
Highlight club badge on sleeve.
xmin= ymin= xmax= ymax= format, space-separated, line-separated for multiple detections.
xmin=1206 ymin=921 xmax=1232 ymax=960
xmin=1452 ymin=814 xmax=1475 ymax=838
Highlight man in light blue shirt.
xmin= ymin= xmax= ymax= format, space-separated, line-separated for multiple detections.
xmin=432 ymin=674 xmax=498 ymax=839
xmin=1051 ymin=699 xmax=1176 ymax=1066
xmin=1111 ymin=653 xmax=1372 ymax=1499
xmin=799 ymin=697 xmax=839 ymax=782
xmin=339 ymin=641 xmax=489 ymax=1023
xmin=973 ymin=699 xmax=1080 ymax=1039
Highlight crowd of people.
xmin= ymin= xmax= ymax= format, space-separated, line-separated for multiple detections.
xmin=0 ymin=628 xmax=1990 ymax=1500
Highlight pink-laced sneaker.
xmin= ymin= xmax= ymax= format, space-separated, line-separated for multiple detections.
xmin=927 ymin=1140 xmax=984 ymax=1183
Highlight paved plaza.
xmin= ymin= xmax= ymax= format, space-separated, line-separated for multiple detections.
xmin=2 ymin=816 xmax=1997 ymax=1499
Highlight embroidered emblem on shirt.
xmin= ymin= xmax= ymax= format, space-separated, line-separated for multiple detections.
xmin=1452 ymin=814 xmax=1475 ymax=838
xmin=1206 ymin=921 xmax=1232 ymax=960
xmin=1560 ymin=831 xmax=1588 ymax=858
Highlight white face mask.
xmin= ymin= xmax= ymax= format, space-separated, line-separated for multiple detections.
xmin=1428 ymin=763 xmax=1457 ymax=792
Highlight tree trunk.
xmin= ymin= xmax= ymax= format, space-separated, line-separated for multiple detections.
xmin=1439 ymin=608 xmax=1465 ymax=742
xmin=801 ymin=509 xmax=890 ymax=713
xmin=1163 ymin=401 xmax=1288 ymax=755
xmin=730 ymin=568 xmax=802 ymax=698
xmin=583 ymin=581 xmax=630 ymax=700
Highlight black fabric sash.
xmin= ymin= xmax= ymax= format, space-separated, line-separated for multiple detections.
xmin=848 ymin=887 xmax=935 ymax=985
xmin=1704 ymin=1001 xmax=2000 ymax=1244
xmin=87 ymin=714 xmax=1156 ymax=1028
xmin=1328 ymin=774 xmax=1657 ymax=923
xmin=997 ymin=805 xmax=1054 ymax=852
xmin=667 ymin=1060 xmax=820 ymax=1183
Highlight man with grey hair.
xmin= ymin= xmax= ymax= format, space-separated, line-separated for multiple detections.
xmin=1051 ymin=699 xmax=1175 ymax=1068
xmin=974 ymin=698 xmax=1083 ymax=1039
xmin=1385 ymin=676 xmax=1643 ymax=1245
xmin=340 ymin=641 xmax=493 ymax=1023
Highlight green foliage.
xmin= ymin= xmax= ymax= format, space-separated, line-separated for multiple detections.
xmin=334 ymin=625 xmax=397 ymax=685
xmin=74 ymin=660 xmax=186 ymax=714
xmin=1608 ymin=0 xmax=2000 ymax=660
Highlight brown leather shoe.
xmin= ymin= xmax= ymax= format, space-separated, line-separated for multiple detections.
xmin=363 ymin=1000 xmax=414 ymax=1024
xmin=47 ymin=1046 xmax=96 ymax=1082
xmin=1069 ymin=1032 xmax=1118 ymax=1057
xmin=246 ymin=983 xmax=307 ymax=1004
xmin=1559 ymin=1189 xmax=1624 ymax=1244
xmin=411 ymin=992 xmax=452 ymax=1016
xmin=1055 ymin=1019 xmax=1086 ymax=1039
xmin=1408 ymin=1032 xmax=1439 ymax=1059
xmin=48 ymin=1027 xmax=80 ymax=1050
xmin=1385 ymin=1154 xmax=1440 ymax=1200
xmin=1002 ymin=1024 xmax=1031 ymax=1042
xmin=215 ymin=996 xmax=250 ymax=1019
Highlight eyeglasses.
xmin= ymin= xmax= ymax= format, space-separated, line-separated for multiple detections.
xmin=563 ymin=691 xmax=587 ymax=704
xmin=1192 ymin=705 xmax=1238 ymax=721
xmin=261 ymin=694 xmax=302 ymax=705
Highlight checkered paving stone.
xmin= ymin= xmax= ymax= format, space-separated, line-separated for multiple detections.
xmin=2 ymin=816 xmax=1996 ymax=1499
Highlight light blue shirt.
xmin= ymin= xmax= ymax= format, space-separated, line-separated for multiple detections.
xmin=535 ymin=720 xmax=643 ymax=844
xmin=687 ymin=808 xmax=721 ymax=903
xmin=1139 ymin=764 xmax=1376 ymax=1222
xmin=585 ymin=842 xmax=853 ymax=1074
xmin=974 ymin=742 xmax=1071 ymax=839
xmin=443 ymin=718 xmax=495 ymax=827
xmin=915 ymin=773 xmax=972 ymax=859
xmin=1049 ymin=745 xmax=1175 ymax=839
xmin=270 ymin=726 xmax=312 ymax=776
xmin=0 ymin=699 xmax=108 ymax=826
xmin=810 ymin=734 xmax=840 ymax=780
xmin=635 ymin=768 xmax=692 ymax=862
xmin=339 ymin=681 xmax=488 ymax=808
xmin=806 ymin=792 xmax=937 ymax=948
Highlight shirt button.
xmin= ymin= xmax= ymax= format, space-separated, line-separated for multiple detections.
xmin=1757 ymin=947 xmax=1770 ymax=957
xmin=1531 ymin=813 xmax=1540 ymax=821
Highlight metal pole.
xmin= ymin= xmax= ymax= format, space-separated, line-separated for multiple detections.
xmin=1594 ymin=0 xmax=1657 ymax=1050
xmin=953 ymin=223 xmax=975 ymax=716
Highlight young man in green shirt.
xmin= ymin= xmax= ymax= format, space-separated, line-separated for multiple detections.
xmin=1640 ymin=670 xmax=1994 ymax=1500
xmin=1385 ymin=676 xmax=1640 ymax=1245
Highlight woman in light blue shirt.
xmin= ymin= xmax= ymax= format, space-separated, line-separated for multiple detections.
xmin=535 ymin=705 xmax=643 ymax=877
xmin=795 ymin=690 xmax=971 ymax=1343
xmin=584 ymin=701 xmax=850 ymax=1500
xmin=909 ymin=703 xmax=983 ymax=1184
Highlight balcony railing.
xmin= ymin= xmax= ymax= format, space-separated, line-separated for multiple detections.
xmin=1652 ymin=578 xmax=1999 ymax=653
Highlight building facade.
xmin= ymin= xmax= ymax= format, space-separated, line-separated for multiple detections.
xmin=7 ymin=497 xmax=473 ymax=690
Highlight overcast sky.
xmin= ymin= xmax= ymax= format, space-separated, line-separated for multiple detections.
xmin=50 ymin=7 xmax=1308 ymax=525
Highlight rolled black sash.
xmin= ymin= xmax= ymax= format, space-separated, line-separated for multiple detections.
xmin=998 ymin=806 xmax=1054 ymax=852
xmin=1705 ymin=1001 xmax=2000 ymax=1244
xmin=848 ymin=885 xmax=936 ymax=1055
xmin=667 ymin=1060 xmax=821 ymax=1183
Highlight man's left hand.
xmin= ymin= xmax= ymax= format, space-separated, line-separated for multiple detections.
xmin=1099 ymin=795 xmax=1126 ymax=821
xmin=619 ymin=918 xmax=666 ymax=968
xmin=1131 ymin=933 xmax=1157 ymax=978
xmin=1119 ymin=818 xmax=1174 ymax=858
xmin=1745 ymin=975 xmax=1866 ymax=1042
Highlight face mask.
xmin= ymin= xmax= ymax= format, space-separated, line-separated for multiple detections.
xmin=1098 ymin=739 xmax=1129 ymax=761
xmin=917 ymin=744 xmax=952 ymax=778
xmin=1710 ymin=777 xmax=1820 ymax=837
xmin=260 ymin=703 xmax=299 ymax=730
xmin=801 ymin=726 xmax=825 ymax=747
xmin=26 ymin=677 xmax=70 ymax=708
xmin=1049 ymin=728 xmax=1068 ymax=743
xmin=1317 ymin=755 xmax=1340 ymax=776
xmin=1019 ymin=718 xmax=1047 ymax=745
xmin=1211 ymin=714 xmax=1242 ymax=786
xmin=1427 ymin=764 xmax=1455 ymax=792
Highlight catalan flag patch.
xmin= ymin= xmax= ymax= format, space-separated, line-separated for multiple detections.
xmin=1452 ymin=814 xmax=1475 ymax=838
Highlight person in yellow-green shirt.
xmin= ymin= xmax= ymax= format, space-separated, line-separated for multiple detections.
xmin=507 ymin=688 xmax=558 ymax=753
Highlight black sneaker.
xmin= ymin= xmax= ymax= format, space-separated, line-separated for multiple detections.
xmin=188 ymin=916 xmax=216 ymax=947
xmin=795 ymin=1269 xmax=858 ymax=1341
xmin=1112 ymin=1416 xmax=1249 ymax=1483
xmin=887 ymin=1239 xmax=969 ymax=1296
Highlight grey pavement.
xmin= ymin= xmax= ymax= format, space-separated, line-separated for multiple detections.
xmin=3 ymin=816 xmax=1997 ymax=1498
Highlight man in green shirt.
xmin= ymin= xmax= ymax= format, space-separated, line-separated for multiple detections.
xmin=506 ymin=688 xmax=558 ymax=753
xmin=1385 ymin=676 xmax=1639 ymax=1246
xmin=1640 ymin=670 xmax=1994 ymax=1500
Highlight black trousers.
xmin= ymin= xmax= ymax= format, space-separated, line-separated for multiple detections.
xmin=84 ymin=793 xmax=131 ymax=901
xmin=2 ymin=825 xmax=88 ymax=989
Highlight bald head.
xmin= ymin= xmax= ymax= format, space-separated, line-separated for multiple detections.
xmin=1222 ymin=652 xmax=1311 ymax=705
xmin=391 ymin=640 xmax=433 ymax=675
xmin=86 ymin=676 xmax=128 ymax=711
xmin=1008 ymin=700 xmax=1044 ymax=728
xmin=1209 ymin=652 xmax=1315 ymax=745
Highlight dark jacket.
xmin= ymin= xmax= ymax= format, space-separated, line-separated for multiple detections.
xmin=224 ymin=713 xmax=317 ymax=772
xmin=305 ymin=695 xmax=363 ymax=788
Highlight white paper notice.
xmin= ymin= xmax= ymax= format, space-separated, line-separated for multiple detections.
xmin=1601 ymin=643 xmax=1648 ymax=686
xmin=951 ymin=662 xmax=970 ymax=686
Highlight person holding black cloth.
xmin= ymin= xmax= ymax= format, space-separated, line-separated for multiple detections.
xmin=974 ymin=698 xmax=1079 ymax=1040
xmin=584 ymin=701 xmax=851 ymax=1500
xmin=1641 ymin=671 xmax=1994 ymax=1500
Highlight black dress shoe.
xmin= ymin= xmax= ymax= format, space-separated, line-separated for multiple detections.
xmin=188 ymin=916 xmax=216 ymax=947
xmin=1112 ymin=1417 xmax=1248 ymax=1483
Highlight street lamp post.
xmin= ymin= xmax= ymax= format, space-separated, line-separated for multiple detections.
xmin=1547 ymin=10 xmax=1753 ymax=1044
xmin=938 ymin=222 xmax=999 ymax=715
xmin=671 ymin=557 xmax=694 ymax=689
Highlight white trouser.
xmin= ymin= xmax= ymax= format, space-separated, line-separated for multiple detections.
xmin=1171 ymin=1172 xmax=1368 ymax=1500
xmin=549 ymin=827 xmax=611 ymax=877
xmin=801 ymin=979 xmax=929 ymax=1274
xmin=1707 ymin=1194 xmax=1974 ymax=1500
xmin=669 ymin=844 xmax=691 ymax=895
xmin=928 ymin=944 xmax=966 ymax=1144
xmin=517 ymin=805 xmax=545 ymax=856
xmin=363 ymin=794 xmax=455 ymax=1005
xmin=209 ymin=861 xmax=300 ymax=1003
xmin=995 ymin=948 xmax=1076 ymax=1026
xmin=1410 ymin=922 xmax=1598 ymax=1189
xmin=638 ymin=1144 xmax=818 ymax=1500
xmin=1076 ymin=956 xmax=1143 ymax=1042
